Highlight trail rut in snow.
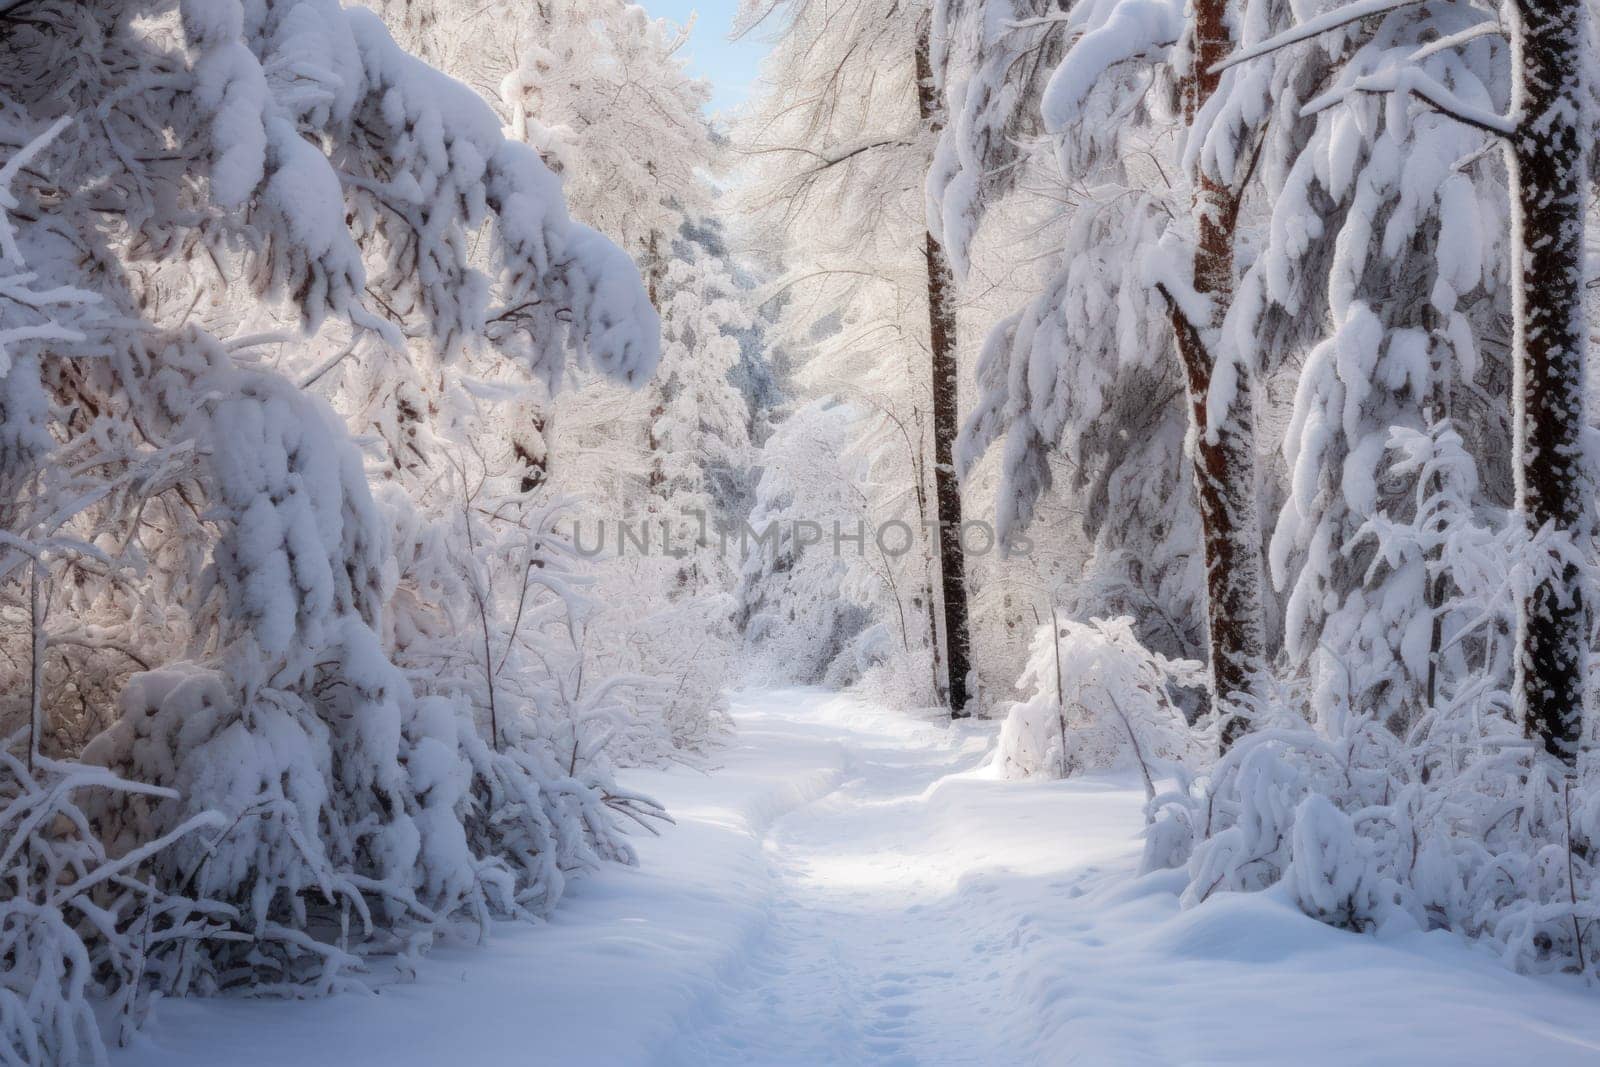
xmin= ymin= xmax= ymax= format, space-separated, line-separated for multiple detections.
xmin=664 ymin=697 xmax=1128 ymax=1066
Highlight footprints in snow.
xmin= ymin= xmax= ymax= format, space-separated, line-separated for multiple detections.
xmin=675 ymin=744 xmax=1116 ymax=1065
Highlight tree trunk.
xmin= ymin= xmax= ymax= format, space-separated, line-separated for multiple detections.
xmin=1421 ymin=279 xmax=1453 ymax=719
xmin=1511 ymin=0 xmax=1589 ymax=765
xmin=1166 ymin=310 xmax=1267 ymax=752
xmin=1167 ymin=0 xmax=1267 ymax=752
xmin=917 ymin=493 xmax=947 ymax=706
xmin=645 ymin=227 xmax=662 ymax=308
xmin=917 ymin=19 xmax=973 ymax=717
xmin=644 ymin=161 xmax=664 ymax=308
xmin=1422 ymin=380 xmax=1449 ymax=715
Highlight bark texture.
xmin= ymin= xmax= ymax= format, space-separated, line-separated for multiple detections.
xmin=1511 ymin=0 xmax=1589 ymax=764
xmin=917 ymin=19 xmax=974 ymax=716
xmin=1169 ymin=0 xmax=1268 ymax=752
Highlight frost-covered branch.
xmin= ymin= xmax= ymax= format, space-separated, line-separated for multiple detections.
xmin=1211 ymin=0 xmax=1434 ymax=73
xmin=1302 ymin=66 xmax=1515 ymax=135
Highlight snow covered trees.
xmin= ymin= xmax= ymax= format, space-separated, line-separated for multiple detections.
xmin=918 ymin=16 xmax=978 ymax=717
xmin=1162 ymin=0 xmax=1270 ymax=750
xmin=377 ymin=0 xmax=711 ymax=364
xmin=575 ymin=239 xmax=756 ymax=759
xmin=1211 ymin=0 xmax=1591 ymax=767
xmin=740 ymin=0 xmax=976 ymax=714
xmin=5 ymin=0 xmax=1598 ymax=1045
xmin=379 ymin=0 xmax=760 ymax=763
xmin=1 ymin=0 xmax=666 ymax=1055
xmin=1197 ymin=0 xmax=1512 ymax=757
xmin=928 ymin=0 xmax=1600 ymax=973
xmin=1180 ymin=0 xmax=1599 ymax=968
xmin=933 ymin=0 xmax=1269 ymax=737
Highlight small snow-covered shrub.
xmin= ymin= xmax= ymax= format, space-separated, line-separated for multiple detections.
xmin=996 ymin=615 xmax=1205 ymax=790
xmin=1 ymin=735 xmax=225 ymax=1066
xmin=736 ymin=400 xmax=875 ymax=685
xmin=1286 ymin=793 xmax=1395 ymax=931
xmin=834 ymin=624 xmax=915 ymax=699
xmin=1161 ymin=694 xmax=1600 ymax=957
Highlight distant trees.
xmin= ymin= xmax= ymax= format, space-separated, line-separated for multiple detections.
xmin=735 ymin=400 xmax=879 ymax=686
xmin=739 ymin=0 xmax=975 ymax=714
xmin=388 ymin=0 xmax=759 ymax=761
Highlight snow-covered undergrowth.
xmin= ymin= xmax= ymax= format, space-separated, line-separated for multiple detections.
xmin=991 ymin=433 xmax=1600 ymax=973
xmin=1131 ymin=426 xmax=1600 ymax=974
xmin=108 ymin=691 xmax=1600 ymax=1066
xmin=109 ymin=690 xmax=853 ymax=1066
xmin=996 ymin=616 xmax=1206 ymax=785
xmin=0 ymin=3 xmax=688 ymax=1061
xmin=0 ymin=737 xmax=223 ymax=1063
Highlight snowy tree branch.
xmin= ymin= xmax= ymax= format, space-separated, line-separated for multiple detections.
xmin=1211 ymin=0 xmax=1433 ymax=73
xmin=1301 ymin=68 xmax=1514 ymax=136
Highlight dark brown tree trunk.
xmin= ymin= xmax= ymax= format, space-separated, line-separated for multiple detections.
xmin=1421 ymin=280 xmax=1453 ymax=719
xmin=917 ymin=19 xmax=973 ymax=717
xmin=925 ymin=576 xmax=946 ymax=702
xmin=914 ymin=471 xmax=946 ymax=705
xmin=1164 ymin=0 xmax=1266 ymax=752
xmin=1511 ymin=0 xmax=1589 ymax=765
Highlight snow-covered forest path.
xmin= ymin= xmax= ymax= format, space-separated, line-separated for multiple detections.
xmin=663 ymin=691 xmax=1127 ymax=1065
xmin=116 ymin=690 xmax=1600 ymax=1067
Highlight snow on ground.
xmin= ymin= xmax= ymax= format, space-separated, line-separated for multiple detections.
xmin=114 ymin=689 xmax=1600 ymax=1066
